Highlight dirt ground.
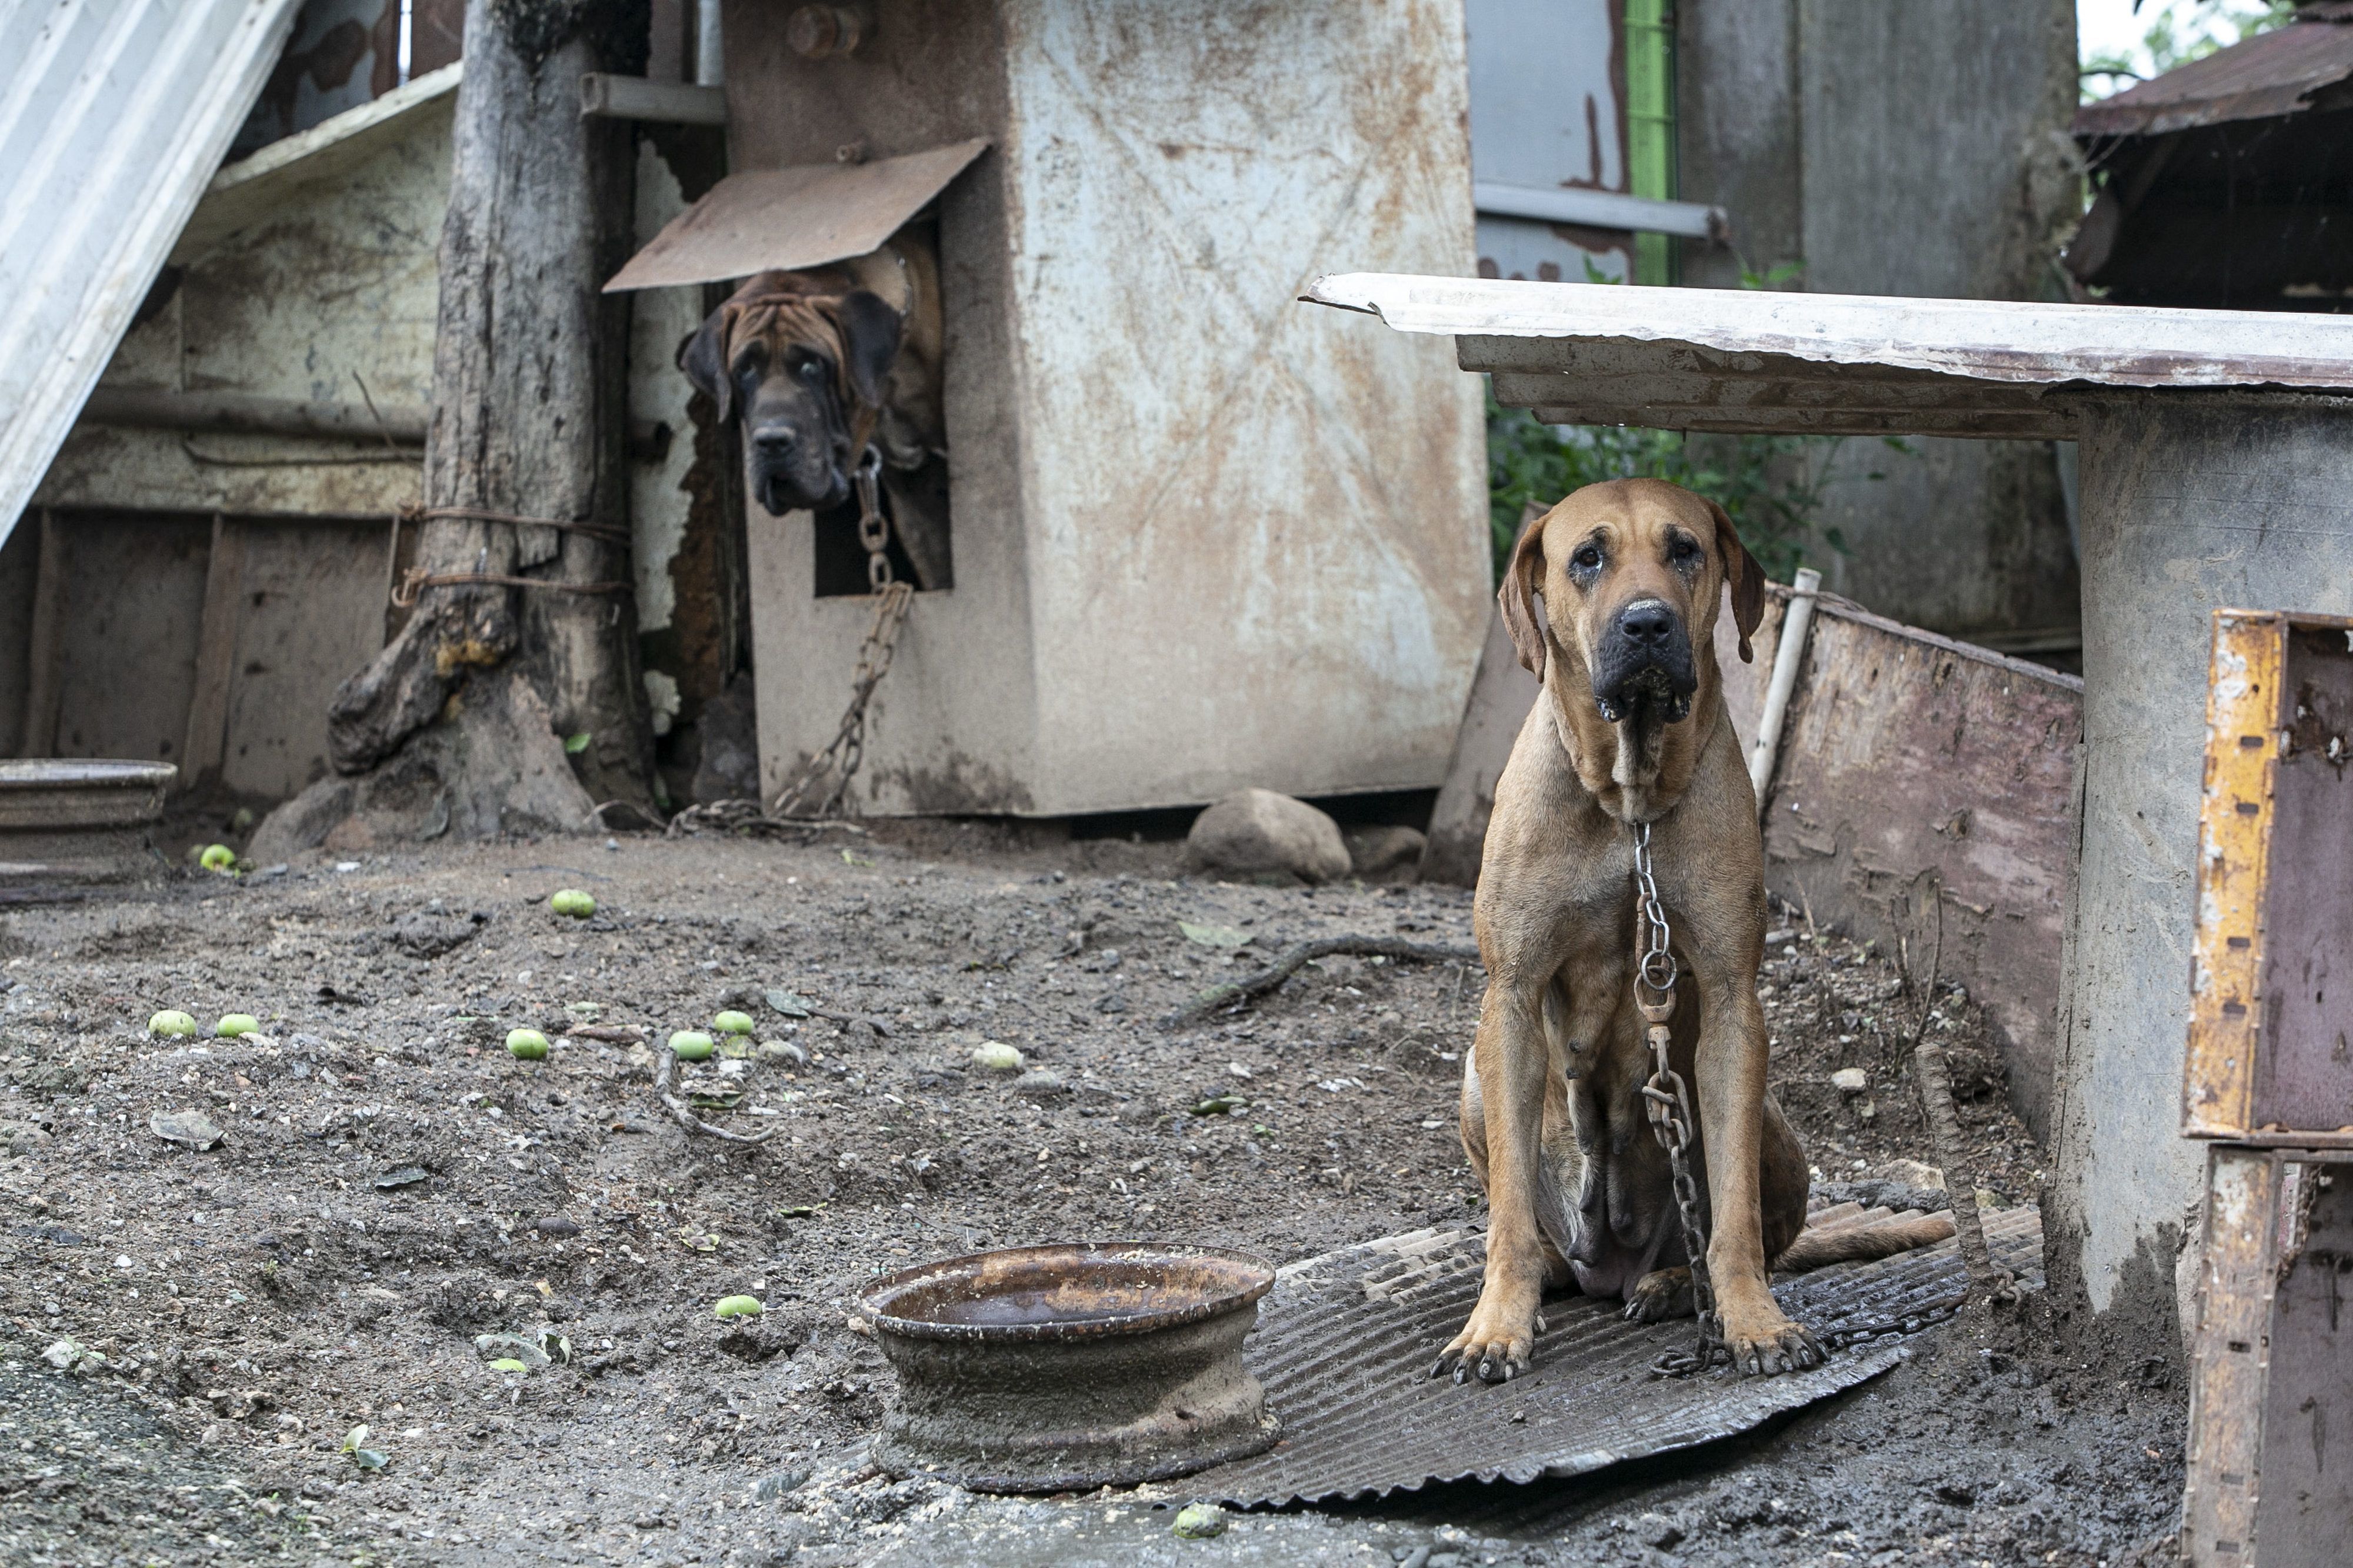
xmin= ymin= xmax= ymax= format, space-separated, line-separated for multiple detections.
xmin=0 ymin=824 xmax=2183 ymax=1566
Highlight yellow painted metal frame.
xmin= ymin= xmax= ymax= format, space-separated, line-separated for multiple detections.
xmin=2183 ymin=610 xmax=2285 ymax=1138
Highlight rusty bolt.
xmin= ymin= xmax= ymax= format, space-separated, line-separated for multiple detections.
xmin=786 ymin=5 xmax=867 ymax=61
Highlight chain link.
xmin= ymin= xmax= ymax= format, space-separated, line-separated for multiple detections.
xmin=1631 ymin=821 xmax=1730 ymax=1379
xmin=770 ymin=446 xmax=912 ymax=820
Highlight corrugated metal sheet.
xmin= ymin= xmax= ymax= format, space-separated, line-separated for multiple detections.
xmin=2075 ymin=10 xmax=2353 ymax=140
xmin=0 ymin=0 xmax=302 ymax=552
xmin=1194 ymin=1205 xmax=2043 ymax=1507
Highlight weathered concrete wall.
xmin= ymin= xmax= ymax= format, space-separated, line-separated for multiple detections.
xmin=2054 ymin=398 xmax=2353 ymax=1338
xmin=1677 ymin=0 xmax=2082 ymax=645
xmin=731 ymin=0 xmax=1489 ymax=816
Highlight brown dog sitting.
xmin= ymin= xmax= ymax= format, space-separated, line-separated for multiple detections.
xmin=1435 ymin=478 xmax=1952 ymax=1384
xmin=680 ymin=234 xmax=950 ymax=589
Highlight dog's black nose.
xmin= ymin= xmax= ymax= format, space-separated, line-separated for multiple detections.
xmin=751 ymin=424 xmax=799 ymax=455
xmin=1618 ymin=601 xmax=1677 ymax=647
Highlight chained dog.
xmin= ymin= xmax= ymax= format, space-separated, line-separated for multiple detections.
xmin=1436 ymin=478 xmax=1953 ymax=1384
xmin=679 ymin=235 xmax=949 ymax=589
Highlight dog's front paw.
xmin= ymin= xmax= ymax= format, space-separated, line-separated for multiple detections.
xmin=1717 ymin=1300 xmax=1824 ymax=1376
xmin=1624 ymin=1266 xmax=1692 ymax=1323
xmin=1431 ymin=1290 xmax=1544 ymax=1384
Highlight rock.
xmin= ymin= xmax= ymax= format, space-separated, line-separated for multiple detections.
xmin=1634 ymin=1513 xmax=1686 ymax=1550
xmin=1184 ymin=789 xmax=1351 ymax=885
xmin=1011 ymin=1069 xmax=1068 ymax=1101
xmin=248 ymin=778 xmax=358 ymax=864
xmin=1830 ymin=1067 xmax=1868 ymax=1093
xmin=1875 ymin=1157 xmax=1946 ymax=1190
xmin=1345 ymin=824 xmax=1427 ymax=882
xmin=149 ymin=1109 xmax=224 ymax=1150
xmin=41 ymin=1337 xmax=86 ymax=1370
xmin=971 ymin=1041 xmax=1024 ymax=1073
xmin=0 ymin=1120 xmax=53 ymax=1154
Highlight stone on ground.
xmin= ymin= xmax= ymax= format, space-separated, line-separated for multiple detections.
xmin=1345 ymin=824 xmax=1427 ymax=882
xmin=1185 ymin=788 xmax=1350 ymax=884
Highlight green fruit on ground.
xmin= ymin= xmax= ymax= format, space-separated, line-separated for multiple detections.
xmin=506 ymin=1029 xmax=549 ymax=1060
xmin=148 ymin=1010 xmax=198 ymax=1037
xmin=215 ymin=1015 xmax=259 ymax=1038
xmin=669 ymin=1030 xmax=715 ymax=1062
xmin=714 ymin=1295 xmax=764 ymax=1319
xmin=712 ymin=1010 xmax=755 ymax=1036
xmin=198 ymin=844 xmax=235 ymax=872
xmin=971 ymin=1040 xmax=1024 ymax=1072
xmin=550 ymin=889 xmax=596 ymax=918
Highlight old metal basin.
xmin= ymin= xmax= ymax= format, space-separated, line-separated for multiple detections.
xmin=858 ymin=1241 xmax=1280 ymax=1492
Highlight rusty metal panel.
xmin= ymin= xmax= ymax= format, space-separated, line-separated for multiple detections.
xmin=603 ymin=140 xmax=989 ymax=292
xmin=0 ymin=0 xmax=301 ymax=553
xmin=2074 ymin=11 xmax=2353 ymax=141
xmin=1192 ymin=1205 xmax=2043 ymax=1506
xmin=1760 ymin=600 xmax=2082 ymax=1140
xmin=2185 ymin=610 xmax=2353 ymax=1145
xmin=1467 ymin=0 xmax=1633 ymax=283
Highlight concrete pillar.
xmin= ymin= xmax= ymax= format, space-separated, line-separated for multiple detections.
xmin=2054 ymin=399 xmax=2353 ymax=1342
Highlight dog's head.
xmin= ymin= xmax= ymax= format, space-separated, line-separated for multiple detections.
xmin=1499 ymin=477 xmax=1765 ymax=728
xmin=679 ymin=269 xmax=903 ymax=515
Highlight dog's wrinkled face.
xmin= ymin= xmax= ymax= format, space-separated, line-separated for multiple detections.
xmin=1499 ymin=477 xmax=1765 ymax=728
xmin=679 ymin=271 xmax=902 ymax=516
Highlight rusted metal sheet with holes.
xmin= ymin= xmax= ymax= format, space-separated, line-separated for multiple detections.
xmin=2185 ymin=610 xmax=2353 ymax=1146
xmin=2182 ymin=1147 xmax=2353 ymax=1567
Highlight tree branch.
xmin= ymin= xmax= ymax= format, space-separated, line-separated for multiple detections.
xmin=1163 ymin=936 xmax=1481 ymax=1027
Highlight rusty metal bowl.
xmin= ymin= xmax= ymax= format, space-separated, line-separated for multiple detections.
xmin=858 ymin=1241 xmax=1281 ymax=1492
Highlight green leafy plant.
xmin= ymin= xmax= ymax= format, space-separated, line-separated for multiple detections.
xmin=2081 ymin=1 xmax=2294 ymax=103
xmin=1484 ymin=258 xmax=1909 ymax=586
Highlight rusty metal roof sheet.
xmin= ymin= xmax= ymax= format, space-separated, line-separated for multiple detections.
xmin=1194 ymin=1205 xmax=2042 ymax=1506
xmin=0 ymin=0 xmax=301 ymax=553
xmin=2075 ymin=10 xmax=2353 ymax=139
xmin=1303 ymin=273 xmax=2353 ymax=441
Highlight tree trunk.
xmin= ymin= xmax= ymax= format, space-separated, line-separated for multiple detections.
xmin=286 ymin=0 xmax=652 ymax=848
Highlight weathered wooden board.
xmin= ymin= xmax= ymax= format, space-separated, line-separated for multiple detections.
xmin=1761 ymin=600 xmax=2082 ymax=1142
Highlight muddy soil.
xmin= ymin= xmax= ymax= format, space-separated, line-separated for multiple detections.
xmin=0 ymin=828 xmax=2179 ymax=1566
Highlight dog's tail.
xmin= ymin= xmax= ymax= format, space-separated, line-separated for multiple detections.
xmin=1772 ymin=1210 xmax=1955 ymax=1274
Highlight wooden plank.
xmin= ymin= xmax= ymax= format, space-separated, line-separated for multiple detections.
xmin=2254 ymin=621 xmax=2353 ymax=1134
xmin=2252 ymin=1156 xmax=2353 ymax=1560
xmin=19 ymin=510 xmax=65 ymax=758
xmin=1759 ymin=600 xmax=2082 ymax=1142
xmin=179 ymin=513 xmax=244 ymax=789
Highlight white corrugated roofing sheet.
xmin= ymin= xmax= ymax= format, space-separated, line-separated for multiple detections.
xmin=0 ymin=0 xmax=301 ymax=551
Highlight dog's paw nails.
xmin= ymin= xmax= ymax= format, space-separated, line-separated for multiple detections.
xmin=1452 ymin=1365 xmax=1468 ymax=1386
xmin=1533 ymin=1314 xmax=1547 ymax=1335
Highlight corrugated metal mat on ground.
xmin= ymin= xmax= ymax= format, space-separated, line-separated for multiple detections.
xmin=1197 ymin=1204 xmax=2043 ymax=1507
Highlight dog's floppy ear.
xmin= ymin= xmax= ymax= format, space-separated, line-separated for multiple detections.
xmin=835 ymin=289 xmax=903 ymax=409
xmin=679 ymin=306 xmax=735 ymax=423
xmin=1499 ymin=506 xmax=1552 ymax=676
xmin=1708 ymin=499 xmax=1766 ymax=664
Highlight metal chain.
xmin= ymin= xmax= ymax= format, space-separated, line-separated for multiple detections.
xmin=1630 ymin=820 xmax=1731 ymax=1379
xmin=855 ymin=446 xmax=894 ymax=593
xmin=770 ymin=446 xmax=912 ymax=821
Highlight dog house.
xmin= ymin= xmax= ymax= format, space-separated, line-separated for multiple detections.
xmin=607 ymin=1 xmax=1489 ymax=817
xmin=1305 ymin=269 xmax=2353 ymax=1393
